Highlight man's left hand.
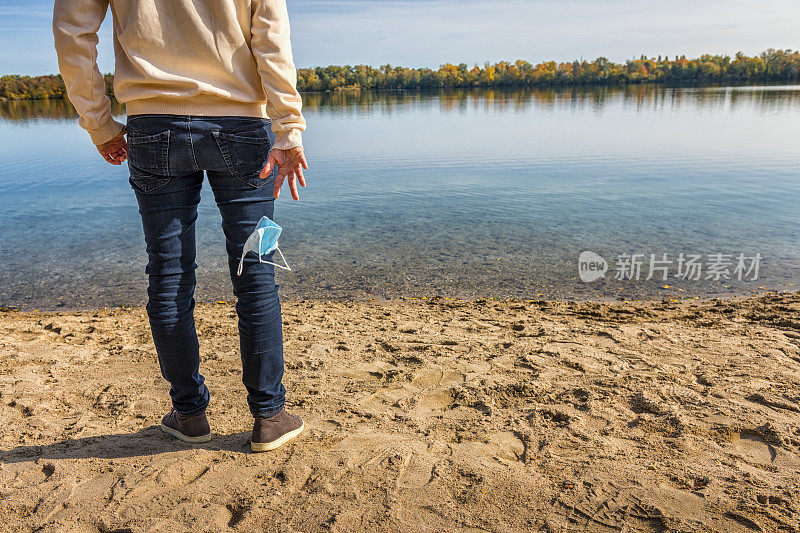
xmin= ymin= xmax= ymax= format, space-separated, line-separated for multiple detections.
xmin=97 ymin=126 xmax=128 ymax=165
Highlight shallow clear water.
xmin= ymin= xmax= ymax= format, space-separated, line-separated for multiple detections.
xmin=1 ymin=85 xmax=799 ymax=310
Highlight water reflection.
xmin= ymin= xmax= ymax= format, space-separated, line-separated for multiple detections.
xmin=302 ymin=84 xmax=800 ymax=114
xmin=3 ymin=84 xmax=800 ymax=122
xmin=0 ymin=98 xmax=124 ymax=121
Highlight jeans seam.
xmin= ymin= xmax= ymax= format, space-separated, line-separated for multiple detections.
xmin=187 ymin=120 xmax=201 ymax=171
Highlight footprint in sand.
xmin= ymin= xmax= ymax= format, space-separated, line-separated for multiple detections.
xmin=733 ymin=429 xmax=777 ymax=465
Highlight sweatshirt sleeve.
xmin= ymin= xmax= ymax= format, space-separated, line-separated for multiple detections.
xmin=251 ymin=0 xmax=306 ymax=150
xmin=52 ymin=0 xmax=124 ymax=145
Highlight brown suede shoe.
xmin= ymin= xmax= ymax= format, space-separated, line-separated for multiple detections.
xmin=160 ymin=409 xmax=212 ymax=443
xmin=251 ymin=409 xmax=304 ymax=452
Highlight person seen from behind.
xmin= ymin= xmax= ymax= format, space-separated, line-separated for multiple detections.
xmin=53 ymin=0 xmax=308 ymax=452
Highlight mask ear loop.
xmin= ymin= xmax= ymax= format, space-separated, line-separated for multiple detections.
xmin=259 ymin=246 xmax=291 ymax=271
xmin=237 ymin=250 xmax=247 ymax=276
xmin=237 ymin=230 xmax=264 ymax=277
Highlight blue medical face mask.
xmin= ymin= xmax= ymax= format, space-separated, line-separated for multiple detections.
xmin=237 ymin=216 xmax=291 ymax=276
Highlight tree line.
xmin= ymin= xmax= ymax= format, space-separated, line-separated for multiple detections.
xmin=2 ymin=50 xmax=798 ymax=101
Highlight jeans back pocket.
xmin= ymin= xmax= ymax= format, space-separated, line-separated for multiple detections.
xmin=128 ymin=130 xmax=171 ymax=192
xmin=213 ymin=129 xmax=272 ymax=189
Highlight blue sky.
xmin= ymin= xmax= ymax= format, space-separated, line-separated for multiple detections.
xmin=2 ymin=0 xmax=799 ymax=75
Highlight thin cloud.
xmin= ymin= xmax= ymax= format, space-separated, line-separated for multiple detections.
xmin=2 ymin=0 xmax=799 ymax=75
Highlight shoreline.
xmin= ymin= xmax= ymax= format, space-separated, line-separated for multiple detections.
xmin=1 ymin=286 xmax=794 ymax=314
xmin=2 ymin=292 xmax=799 ymax=530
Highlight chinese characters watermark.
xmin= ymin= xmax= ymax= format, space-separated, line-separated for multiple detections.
xmin=579 ymin=251 xmax=761 ymax=283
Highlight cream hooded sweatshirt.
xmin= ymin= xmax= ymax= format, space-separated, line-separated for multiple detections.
xmin=53 ymin=0 xmax=305 ymax=149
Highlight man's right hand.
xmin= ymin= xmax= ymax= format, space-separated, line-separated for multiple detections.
xmin=261 ymin=146 xmax=308 ymax=201
xmin=97 ymin=126 xmax=128 ymax=165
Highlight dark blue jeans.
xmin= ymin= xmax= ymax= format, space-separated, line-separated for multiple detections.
xmin=126 ymin=114 xmax=285 ymax=418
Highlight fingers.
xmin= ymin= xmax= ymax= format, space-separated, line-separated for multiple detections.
xmin=261 ymin=153 xmax=277 ymax=179
xmin=272 ymin=152 xmax=308 ymax=200
xmin=273 ymin=172 xmax=285 ymax=199
xmin=96 ymin=127 xmax=128 ymax=165
xmin=274 ymin=170 xmax=303 ymax=201
xmin=289 ymin=150 xmax=307 ymax=191
xmin=101 ymin=146 xmax=127 ymax=165
xmin=288 ymin=173 xmax=299 ymax=201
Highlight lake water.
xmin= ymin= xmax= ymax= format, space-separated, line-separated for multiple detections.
xmin=1 ymin=85 xmax=799 ymax=310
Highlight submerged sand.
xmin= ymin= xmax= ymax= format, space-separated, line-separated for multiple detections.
xmin=1 ymin=293 xmax=799 ymax=532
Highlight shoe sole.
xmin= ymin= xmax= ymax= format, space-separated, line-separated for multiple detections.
xmin=251 ymin=421 xmax=304 ymax=452
xmin=160 ymin=423 xmax=212 ymax=444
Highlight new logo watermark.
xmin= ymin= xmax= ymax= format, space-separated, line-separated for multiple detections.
xmin=578 ymin=251 xmax=609 ymax=282
xmin=578 ymin=252 xmax=761 ymax=282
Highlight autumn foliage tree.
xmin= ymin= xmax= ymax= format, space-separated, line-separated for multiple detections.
xmin=2 ymin=50 xmax=798 ymax=101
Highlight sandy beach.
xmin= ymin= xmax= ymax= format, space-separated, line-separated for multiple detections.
xmin=1 ymin=293 xmax=799 ymax=532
